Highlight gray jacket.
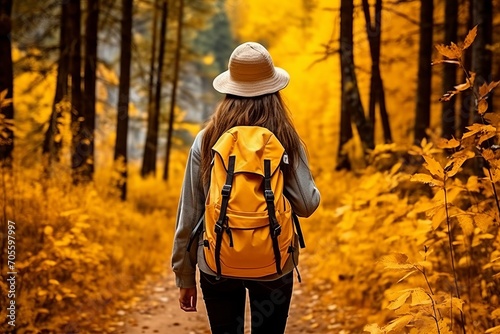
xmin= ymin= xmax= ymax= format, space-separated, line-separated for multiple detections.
xmin=171 ymin=129 xmax=321 ymax=288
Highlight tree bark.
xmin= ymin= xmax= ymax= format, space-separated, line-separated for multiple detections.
xmin=0 ymin=0 xmax=14 ymax=165
xmin=141 ymin=0 xmax=164 ymax=177
xmin=337 ymin=0 xmax=373 ymax=170
xmin=77 ymin=0 xmax=100 ymax=181
xmin=458 ymin=0 xmax=473 ymax=137
xmin=68 ymin=0 xmax=83 ymax=174
xmin=362 ymin=0 xmax=392 ymax=143
xmin=413 ymin=0 xmax=434 ymax=144
xmin=471 ymin=0 xmax=493 ymax=111
xmin=441 ymin=0 xmax=458 ymax=139
xmin=163 ymin=0 xmax=184 ymax=181
xmin=43 ymin=1 xmax=70 ymax=164
xmin=114 ymin=0 xmax=133 ymax=200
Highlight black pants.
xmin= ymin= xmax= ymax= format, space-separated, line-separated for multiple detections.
xmin=200 ymin=270 xmax=294 ymax=334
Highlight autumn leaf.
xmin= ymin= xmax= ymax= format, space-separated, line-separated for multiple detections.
xmin=422 ymin=155 xmax=444 ymax=179
xmin=379 ymin=253 xmax=414 ymax=270
xmin=485 ymin=113 xmax=500 ymax=127
xmin=444 ymin=150 xmax=475 ymax=177
xmin=410 ymin=173 xmax=444 ymax=187
xmin=383 ymin=314 xmax=413 ymax=333
xmin=462 ymin=123 xmax=496 ymax=139
xmin=474 ymin=213 xmax=495 ymax=232
xmin=455 ymin=214 xmax=475 ymax=236
xmin=397 ymin=270 xmax=418 ymax=283
xmin=439 ymin=77 xmax=475 ymax=101
xmin=387 ymin=290 xmax=412 ymax=310
xmin=485 ymin=325 xmax=500 ymax=334
xmin=479 ymin=81 xmax=500 ymax=99
xmin=479 ymin=83 xmax=490 ymax=99
xmin=430 ymin=204 xmax=447 ymax=230
xmin=436 ymin=137 xmax=460 ymax=149
xmin=454 ymin=81 xmax=471 ymax=92
xmin=478 ymin=99 xmax=489 ymax=115
xmin=478 ymin=131 xmax=497 ymax=146
xmin=364 ymin=323 xmax=385 ymax=334
xmin=410 ymin=288 xmax=432 ymax=306
xmin=462 ymin=25 xmax=477 ymax=50
xmin=435 ymin=42 xmax=462 ymax=60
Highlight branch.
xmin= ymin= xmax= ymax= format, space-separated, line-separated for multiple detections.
xmin=382 ymin=5 xmax=419 ymax=26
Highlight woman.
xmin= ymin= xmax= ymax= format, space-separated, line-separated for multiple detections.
xmin=172 ymin=42 xmax=321 ymax=334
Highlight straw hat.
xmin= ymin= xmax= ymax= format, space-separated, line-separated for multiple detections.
xmin=213 ymin=42 xmax=290 ymax=97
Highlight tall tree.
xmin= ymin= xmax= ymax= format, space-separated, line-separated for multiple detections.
xmin=337 ymin=0 xmax=373 ymax=170
xmin=43 ymin=1 xmax=70 ymax=164
xmin=80 ymin=0 xmax=100 ymax=180
xmin=361 ymin=0 xmax=392 ymax=143
xmin=458 ymin=0 xmax=473 ymax=137
xmin=413 ymin=0 xmax=434 ymax=143
xmin=114 ymin=0 xmax=133 ymax=200
xmin=0 ymin=0 xmax=14 ymax=165
xmin=471 ymin=0 xmax=493 ymax=110
xmin=164 ymin=0 xmax=184 ymax=181
xmin=68 ymin=0 xmax=83 ymax=173
xmin=441 ymin=0 xmax=458 ymax=139
xmin=141 ymin=0 xmax=164 ymax=177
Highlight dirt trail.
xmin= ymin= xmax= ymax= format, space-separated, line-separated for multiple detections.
xmin=120 ymin=269 xmax=356 ymax=334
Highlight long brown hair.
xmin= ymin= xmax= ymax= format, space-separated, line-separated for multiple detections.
xmin=200 ymin=92 xmax=303 ymax=185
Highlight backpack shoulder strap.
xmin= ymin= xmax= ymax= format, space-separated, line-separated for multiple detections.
xmin=214 ymin=155 xmax=236 ymax=280
xmin=264 ymin=159 xmax=283 ymax=275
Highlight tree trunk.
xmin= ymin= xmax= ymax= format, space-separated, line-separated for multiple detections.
xmin=114 ymin=0 xmax=133 ymax=200
xmin=362 ymin=0 xmax=392 ymax=143
xmin=43 ymin=1 xmax=70 ymax=164
xmin=336 ymin=0 xmax=373 ymax=170
xmin=441 ymin=0 xmax=458 ymax=139
xmin=458 ymin=0 xmax=473 ymax=137
xmin=79 ymin=0 xmax=99 ymax=181
xmin=141 ymin=0 xmax=163 ymax=177
xmin=163 ymin=0 xmax=184 ymax=181
xmin=68 ymin=0 xmax=83 ymax=174
xmin=413 ymin=0 xmax=434 ymax=144
xmin=471 ymin=0 xmax=493 ymax=112
xmin=0 ymin=0 xmax=14 ymax=165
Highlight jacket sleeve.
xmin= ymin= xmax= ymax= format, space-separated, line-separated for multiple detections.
xmin=171 ymin=131 xmax=205 ymax=288
xmin=284 ymin=146 xmax=321 ymax=217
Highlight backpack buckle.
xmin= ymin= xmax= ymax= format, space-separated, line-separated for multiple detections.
xmin=272 ymin=224 xmax=282 ymax=237
xmin=221 ymin=184 xmax=232 ymax=197
xmin=264 ymin=189 xmax=274 ymax=201
xmin=214 ymin=221 xmax=224 ymax=234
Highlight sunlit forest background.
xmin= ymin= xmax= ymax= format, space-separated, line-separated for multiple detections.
xmin=1 ymin=0 xmax=500 ymax=333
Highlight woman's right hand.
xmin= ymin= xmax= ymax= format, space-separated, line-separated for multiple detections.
xmin=179 ymin=287 xmax=197 ymax=312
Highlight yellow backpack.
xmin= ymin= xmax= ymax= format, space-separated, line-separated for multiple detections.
xmin=199 ymin=126 xmax=305 ymax=280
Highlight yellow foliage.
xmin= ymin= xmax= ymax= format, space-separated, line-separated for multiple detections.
xmin=0 ymin=161 xmax=182 ymax=333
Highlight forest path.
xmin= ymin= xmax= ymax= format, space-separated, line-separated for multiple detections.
xmin=120 ymin=266 xmax=358 ymax=334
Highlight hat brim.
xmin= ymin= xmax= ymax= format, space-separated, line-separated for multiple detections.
xmin=213 ymin=67 xmax=290 ymax=97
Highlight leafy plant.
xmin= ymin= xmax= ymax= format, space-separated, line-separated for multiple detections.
xmin=363 ymin=27 xmax=500 ymax=334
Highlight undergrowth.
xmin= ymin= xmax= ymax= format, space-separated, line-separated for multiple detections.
xmin=303 ymin=27 xmax=500 ymax=334
xmin=0 ymin=159 xmax=184 ymax=333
